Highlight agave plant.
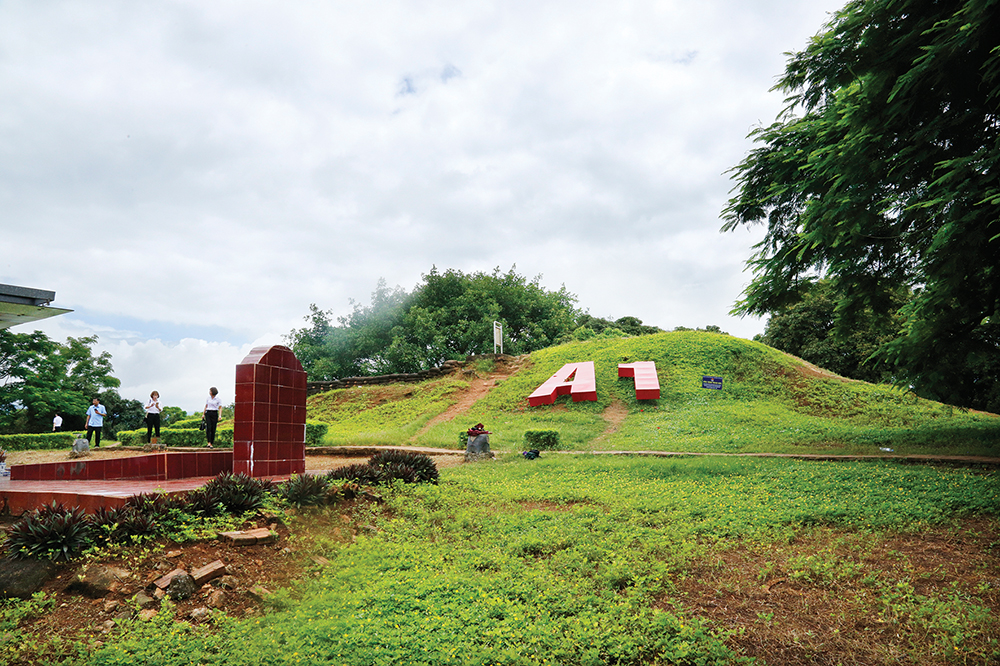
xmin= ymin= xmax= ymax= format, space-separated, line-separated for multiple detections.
xmin=278 ymin=473 xmax=331 ymax=507
xmin=5 ymin=501 xmax=94 ymax=561
xmin=124 ymin=492 xmax=184 ymax=519
xmin=198 ymin=472 xmax=273 ymax=514
xmin=368 ymin=451 xmax=439 ymax=485
xmin=325 ymin=463 xmax=383 ymax=486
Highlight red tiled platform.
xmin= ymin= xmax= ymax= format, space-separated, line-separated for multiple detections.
xmin=0 ymin=474 xmax=221 ymax=515
xmin=11 ymin=450 xmax=233 ymax=482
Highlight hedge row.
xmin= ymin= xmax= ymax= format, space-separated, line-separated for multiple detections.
xmin=115 ymin=421 xmax=328 ymax=447
xmin=0 ymin=432 xmax=80 ymax=451
xmin=117 ymin=427 xmax=234 ymax=447
xmin=524 ymin=430 xmax=561 ymax=449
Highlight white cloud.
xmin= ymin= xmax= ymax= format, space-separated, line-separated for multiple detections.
xmin=2 ymin=0 xmax=835 ymax=408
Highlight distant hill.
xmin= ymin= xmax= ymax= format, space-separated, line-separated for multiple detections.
xmin=307 ymin=331 xmax=1000 ymax=456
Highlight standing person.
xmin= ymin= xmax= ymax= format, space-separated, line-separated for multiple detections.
xmin=203 ymin=387 xmax=222 ymax=448
xmin=84 ymin=398 xmax=107 ymax=447
xmin=52 ymin=413 xmax=63 ymax=431
xmin=145 ymin=391 xmax=162 ymax=444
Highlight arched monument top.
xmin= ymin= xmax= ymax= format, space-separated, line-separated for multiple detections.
xmin=238 ymin=345 xmax=303 ymax=372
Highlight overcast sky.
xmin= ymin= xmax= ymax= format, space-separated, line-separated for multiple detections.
xmin=2 ymin=0 xmax=839 ymax=413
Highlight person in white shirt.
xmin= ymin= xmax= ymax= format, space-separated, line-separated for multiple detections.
xmin=52 ymin=413 xmax=63 ymax=431
xmin=203 ymin=387 xmax=222 ymax=448
xmin=84 ymin=398 xmax=107 ymax=447
xmin=145 ymin=391 xmax=162 ymax=443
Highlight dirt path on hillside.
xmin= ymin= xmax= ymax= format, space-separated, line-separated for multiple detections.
xmin=409 ymin=356 xmax=529 ymax=443
xmin=589 ymin=399 xmax=629 ymax=446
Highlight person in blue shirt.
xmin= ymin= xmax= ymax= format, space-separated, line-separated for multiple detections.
xmin=85 ymin=398 xmax=107 ymax=447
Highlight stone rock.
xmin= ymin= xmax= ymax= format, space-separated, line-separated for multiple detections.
xmin=188 ymin=607 xmax=210 ymax=621
xmin=101 ymin=619 xmax=115 ymax=633
xmin=153 ymin=568 xmax=187 ymax=589
xmin=153 ymin=587 xmax=166 ymax=600
xmin=165 ymin=550 xmax=183 ymax=559
xmin=103 ymin=599 xmax=120 ymax=613
xmin=206 ymin=589 xmax=227 ymax=608
xmin=69 ymin=438 xmax=90 ymax=458
xmin=68 ymin=565 xmax=131 ymax=598
xmin=311 ymin=556 xmax=330 ymax=567
xmin=247 ymin=584 xmax=271 ymax=602
xmin=138 ymin=608 xmax=158 ymax=621
xmin=218 ymin=528 xmax=274 ymax=546
xmin=0 ymin=558 xmax=58 ymax=600
xmin=166 ymin=573 xmax=197 ymax=601
xmin=132 ymin=590 xmax=157 ymax=609
xmin=215 ymin=575 xmax=238 ymax=590
xmin=191 ymin=560 xmax=227 ymax=586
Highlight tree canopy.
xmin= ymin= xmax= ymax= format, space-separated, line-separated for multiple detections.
xmin=0 ymin=330 xmax=121 ymax=433
xmin=723 ymin=0 xmax=1000 ymax=411
xmin=755 ymin=280 xmax=908 ymax=385
xmin=287 ymin=267 xmax=661 ymax=380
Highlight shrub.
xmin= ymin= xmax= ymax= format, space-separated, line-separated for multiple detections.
xmin=117 ymin=427 xmax=233 ymax=447
xmin=124 ymin=493 xmax=185 ymax=520
xmin=305 ymin=421 xmax=328 ymax=446
xmin=195 ymin=472 xmax=272 ymax=514
xmin=5 ymin=502 xmax=94 ymax=561
xmin=368 ymin=451 xmax=439 ymax=484
xmin=0 ymin=433 xmax=76 ymax=451
xmin=326 ymin=463 xmax=383 ymax=486
xmin=278 ymin=474 xmax=330 ymax=507
xmin=524 ymin=430 xmax=560 ymax=450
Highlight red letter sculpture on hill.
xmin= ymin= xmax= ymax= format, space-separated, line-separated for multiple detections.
xmin=527 ymin=362 xmax=597 ymax=406
xmin=618 ymin=361 xmax=660 ymax=400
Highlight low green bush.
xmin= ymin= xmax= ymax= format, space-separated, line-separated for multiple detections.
xmin=305 ymin=420 xmax=328 ymax=446
xmin=0 ymin=432 xmax=78 ymax=451
xmin=524 ymin=430 xmax=560 ymax=449
xmin=116 ymin=427 xmax=233 ymax=447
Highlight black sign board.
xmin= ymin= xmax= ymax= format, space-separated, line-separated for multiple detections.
xmin=701 ymin=375 xmax=723 ymax=390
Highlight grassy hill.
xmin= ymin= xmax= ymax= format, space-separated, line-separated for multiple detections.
xmin=307 ymin=331 xmax=1000 ymax=457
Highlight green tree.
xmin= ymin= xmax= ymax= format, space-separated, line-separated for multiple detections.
xmin=722 ymin=0 xmax=1000 ymax=411
xmin=0 ymin=330 xmax=120 ymax=433
xmin=160 ymin=405 xmax=187 ymax=427
xmin=98 ymin=390 xmax=144 ymax=439
xmin=756 ymin=281 xmax=906 ymax=384
xmin=287 ymin=267 xmax=581 ymax=379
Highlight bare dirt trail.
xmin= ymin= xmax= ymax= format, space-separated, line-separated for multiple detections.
xmin=589 ymin=399 xmax=629 ymax=446
xmin=409 ymin=356 xmax=528 ymax=443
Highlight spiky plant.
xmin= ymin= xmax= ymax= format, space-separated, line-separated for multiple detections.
xmin=124 ymin=492 xmax=184 ymax=520
xmin=199 ymin=472 xmax=272 ymax=514
xmin=184 ymin=486 xmax=223 ymax=516
xmin=377 ymin=462 xmax=418 ymax=484
xmin=368 ymin=451 xmax=439 ymax=484
xmin=278 ymin=473 xmax=331 ymax=507
xmin=5 ymin=502 xmax=94 ymax=561
xmin=325 ymin=463 xmax=383 ymax=486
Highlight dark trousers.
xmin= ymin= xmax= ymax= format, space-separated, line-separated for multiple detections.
xmin=86 ymin=426 xmax=102 ymax=447
xmin=146 ymin=413 xmax=161 ymax=441
xmin=205 ymin=410 xmax=219 ymax=445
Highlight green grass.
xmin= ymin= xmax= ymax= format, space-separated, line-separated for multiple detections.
xmin=399 ymin=331 xmax=1000 ymax=455
xmin=87 ymin=456 xmax=1000 ymax=665
xmin=307 ymin=377 xmax=469 ymax=446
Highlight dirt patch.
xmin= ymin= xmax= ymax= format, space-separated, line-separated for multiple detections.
xmin=409 ymin=355 xmax=529 ymax=442
xmin=5 ymin=446 xmax=158 ymax=467
xmin=3 ymin=453 xmax=468 ymax=663
xmin=671 ymin=518 xmax=1000 ymax=665
xmin=590 ymin=399 xmax=629 ymax=446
